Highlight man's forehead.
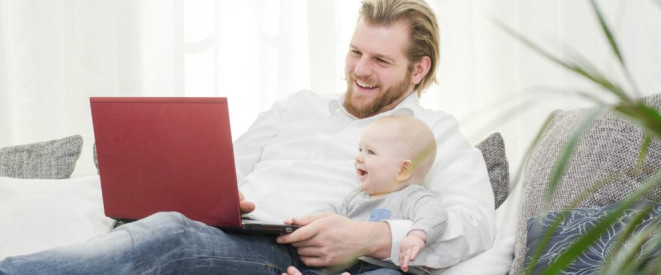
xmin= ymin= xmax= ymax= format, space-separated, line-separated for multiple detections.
xmin=351 ymin=19 xmax=410 ymax=59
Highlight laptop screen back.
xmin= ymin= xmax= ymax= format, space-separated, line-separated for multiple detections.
xmin=90 ymin=97 xmax=241 ymax=228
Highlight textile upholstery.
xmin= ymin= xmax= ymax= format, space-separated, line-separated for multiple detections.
xmin=0 ymin=135 xmax=83 ymax=179
xmin=510 ymin=94 xmax=661 ymax=274
xmin=475 ymin=132 xmax=510 ymax=209
xmin=524 ymin=201 xmax=661 ymax=274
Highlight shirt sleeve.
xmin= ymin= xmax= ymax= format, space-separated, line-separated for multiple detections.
xmin=408 ymin=192 xmax=448 ymax=244
xmin=385 ymin=112 xmax=496 ymax=270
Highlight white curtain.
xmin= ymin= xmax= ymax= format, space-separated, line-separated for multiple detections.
xmin=1 ymin=0 xmax=660 ymax=176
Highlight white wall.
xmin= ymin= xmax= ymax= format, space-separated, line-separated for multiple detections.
xmin=1 ymin=0 xmax=659 ymax=177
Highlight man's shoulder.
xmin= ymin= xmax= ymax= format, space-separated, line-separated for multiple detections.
xmin=409 ymin=111 xmax=458 ymax=138
xmin=412 ymin=107 xmax=453 ymax=122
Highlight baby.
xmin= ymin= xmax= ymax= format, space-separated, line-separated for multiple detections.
xmin=285 ymin=115 xmax=446 ymax=274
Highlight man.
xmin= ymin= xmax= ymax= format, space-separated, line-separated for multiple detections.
xmin=0 ymin=0 xmax=494 ymax=274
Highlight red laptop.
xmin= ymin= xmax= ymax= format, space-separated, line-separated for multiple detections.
xmin=90 ymin=97 xmax=297 ymax=234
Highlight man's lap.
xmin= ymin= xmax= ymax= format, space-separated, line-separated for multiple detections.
xmin=1 ymin=212 xmax=300 ymax=275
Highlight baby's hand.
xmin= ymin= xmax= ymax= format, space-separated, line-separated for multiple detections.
xmin=399 ymin=230 xmax=427 ymax=272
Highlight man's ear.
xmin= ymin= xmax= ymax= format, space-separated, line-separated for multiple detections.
xmin=395 ymin=160 xmax=413 ymax=183
xmin=411 ymin=56 xmax=431 ymax=85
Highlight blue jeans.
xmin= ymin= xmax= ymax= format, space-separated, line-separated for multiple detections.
xmin=0 ymin=212 xmax=304 ymax=274
xmin=299 ymin=261 xmax=405 ymax=275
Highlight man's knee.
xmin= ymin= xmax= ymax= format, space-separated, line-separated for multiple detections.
xmin=146 ymin=211 xmax=190 ymax=225
xmin=115 ymin=212 xmax=194 ymax=241
xmin=111 ymin=212 xmax=199 ymax=254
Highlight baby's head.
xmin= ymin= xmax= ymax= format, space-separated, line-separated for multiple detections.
xmin=355 ymin=115 xmax=437 ymax=197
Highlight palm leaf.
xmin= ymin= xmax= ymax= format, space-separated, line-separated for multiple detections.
xmin=589 ymin=0 xmax=624 ymax=68
xmin=492 ymin=18 xmax=630 ymax=102
xmin=637 ymin=134 xmax=652 ymax=172
xmin=600 ymin=203 xmax=658 ymax=274
xmin=613 ymin=220 xmax=661 ymax=274
xmin=589 ymin=0 xmax=642 ymax=96
xmin=614 ymin=101 xmax=661 ymax=139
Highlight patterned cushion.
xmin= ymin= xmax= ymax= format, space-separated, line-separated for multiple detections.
xmin=510 ymin=93 xmax=661 ymax=274
xmin=475 ymin=132 xmax=510 ymax=209
xmin=524 ymin=201 xmax=661 ymax=274
xmin=0 ymin=135 xmax=83 ymax=179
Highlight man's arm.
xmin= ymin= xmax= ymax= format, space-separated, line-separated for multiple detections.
xmin=276 ymin=213 xmax=392 ymax=267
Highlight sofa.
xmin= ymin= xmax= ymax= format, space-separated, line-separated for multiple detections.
xmin=1 ymin=94 xmax=659 ymax=274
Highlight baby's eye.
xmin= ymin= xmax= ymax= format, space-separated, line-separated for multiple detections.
xmin=367 ymin=149 xmax=375 ymax=155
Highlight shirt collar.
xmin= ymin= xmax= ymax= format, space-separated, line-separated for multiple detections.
xmin=329 ymin=92 xmax=419 ymax=119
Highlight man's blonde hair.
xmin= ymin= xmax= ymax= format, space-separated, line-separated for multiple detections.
xmin=359 ymin=0 xmax=440 ymax=95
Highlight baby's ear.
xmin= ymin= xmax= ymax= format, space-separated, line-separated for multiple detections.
xmin=395 ymin=160 xmax=413 ymax=183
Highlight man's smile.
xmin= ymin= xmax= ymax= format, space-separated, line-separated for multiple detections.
xmin=356 ymin=79 xmax=378 ymax=89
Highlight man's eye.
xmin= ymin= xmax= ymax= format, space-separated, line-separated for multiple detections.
xmin=376 ymin=58 xmax=388 ymax=64
xmin=350 ymin=50 xmax=361 ymax=56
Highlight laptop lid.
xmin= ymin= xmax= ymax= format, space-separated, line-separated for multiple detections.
xmin=90 ymin=97 xmax=242 ymax=228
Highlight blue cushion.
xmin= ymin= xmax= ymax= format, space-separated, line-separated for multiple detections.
xmin=524 ymin=201 xmax=661 ymax=274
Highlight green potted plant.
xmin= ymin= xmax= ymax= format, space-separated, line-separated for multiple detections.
xmin=497 ymin=0 xmax=661 ymax=274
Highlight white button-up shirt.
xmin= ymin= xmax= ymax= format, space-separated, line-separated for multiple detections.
xmin=235 ymin=90 xmax=495 ymax=269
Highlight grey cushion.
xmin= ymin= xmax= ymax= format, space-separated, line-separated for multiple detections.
xmin=93 ymin=143 xmax=98 ymax=172
xmin=524 ymin=201 xmax=661 ymax=274
xmin=0 ymin=135 xmax=83 ymax=179
xmin=476 ymin=132 xmax=510 ymax=209
xmin=510 ymin=94 xmax=661 ymax=274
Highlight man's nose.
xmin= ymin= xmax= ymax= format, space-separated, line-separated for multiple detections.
xmin=353 ymin=56 xmax=372 ymax=77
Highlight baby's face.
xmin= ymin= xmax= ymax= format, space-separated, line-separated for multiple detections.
xmin=354 ymin=124 xmax=408 ymax=196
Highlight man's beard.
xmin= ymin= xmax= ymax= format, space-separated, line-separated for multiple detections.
xmin=343 ymin=70 xmax=413 ymax=118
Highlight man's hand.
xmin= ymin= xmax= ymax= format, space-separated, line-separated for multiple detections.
xmin=399 ymin=230 xmax=427 ymax=272
xmin=277 ymin=212 xmax=391 ymax=267
xmin=238 ymin=190 xmax=255 ymax=214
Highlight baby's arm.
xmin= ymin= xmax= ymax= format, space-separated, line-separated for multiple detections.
xmin=398 ymin=187 xmax=448 ymax=272
xmin=399 ymin=229 xmax=428 ymax=272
